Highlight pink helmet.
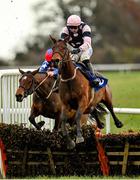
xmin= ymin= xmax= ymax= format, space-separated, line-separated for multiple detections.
xmin=67 ymin=15 xmax=81 ymax=26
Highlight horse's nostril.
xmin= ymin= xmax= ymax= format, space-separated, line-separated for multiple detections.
xmin=15 ymin=94 xmax=23 ymax=102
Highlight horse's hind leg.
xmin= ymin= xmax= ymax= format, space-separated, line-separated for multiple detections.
xmin=103 ymin=87 xmax=123 ymax=128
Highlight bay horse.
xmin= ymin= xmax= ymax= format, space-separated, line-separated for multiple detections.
xmin=15 ymin=69 xmax=88 ymax=130
xmin=51 ymin=36 xmax=123 ymax=149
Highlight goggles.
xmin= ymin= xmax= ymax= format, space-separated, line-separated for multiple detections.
xmin=68 ymin=26 xmax=78 ymax=30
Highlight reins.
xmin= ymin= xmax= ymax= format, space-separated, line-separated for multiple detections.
xmin=19 ymin=73 xmax=56 ymax=100
xmin=34 ymin=74 xmax=49 ymax=91
xmin=53 ymin=46 xmax=78 ymax=82
xmin=60 ymin=67 xmax=79 ymax=82
xmin=45 ymin=79 xmax=57 ymax=99
xmin=34 ymin=74 xmax=57 ymax=99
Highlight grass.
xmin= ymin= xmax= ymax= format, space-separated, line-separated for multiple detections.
xmin=100 ymin=71 xmax=140 ymax=134
xmin=104 ymin=71 xmax=140 ymax=108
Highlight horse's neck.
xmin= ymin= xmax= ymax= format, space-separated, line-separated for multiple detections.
xmin=35 ymin=73 xmax=54 ymax=96
xmin=61 ymin=56 xmax=75 ymax=79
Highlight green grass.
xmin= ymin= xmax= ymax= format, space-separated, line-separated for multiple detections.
xmin=101 ymin=71 xmax=140 ymax=134
xmin=104 ymin=71 xmax=140 ymax=108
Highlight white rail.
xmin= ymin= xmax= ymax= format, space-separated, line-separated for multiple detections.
xmin=106 ymin=108 xmax=140 ymax=134
xmin=0 ymin=68 xmax=54 ymax=130
xmin=0 ymin=69 xmax=140 ymax=133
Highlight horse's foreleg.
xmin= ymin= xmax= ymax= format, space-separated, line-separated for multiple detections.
xmin=53 ymin=113 xmax=61 ymax=131
xmin=103 ymin=86 xmax=123 ymax=128
xmin=29 ymin=107 xmax=45 ymax=130
xmin=60 ymin=109 xmax=75 ymax=149
xmin=75 ymin=108 xmax=84 ymax=144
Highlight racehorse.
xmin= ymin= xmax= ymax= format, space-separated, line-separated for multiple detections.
xmin=15 ymin=69 xmax=88 ymax=130
xmin=51 ymin=36 xmax=123 ymax=149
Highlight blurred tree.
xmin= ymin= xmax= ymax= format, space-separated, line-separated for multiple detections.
xmin=0 ymin=59 xmax=9 ymax=66
xmin=13 ymin=0 xmax=140 ymax=66
xmin=94 ymin=0 xmax=140 ymax=63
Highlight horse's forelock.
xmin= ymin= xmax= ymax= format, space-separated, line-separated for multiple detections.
xmin=26 ymin=71 xmax=32 ymax=74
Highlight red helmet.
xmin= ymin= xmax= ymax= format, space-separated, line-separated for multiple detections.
xmin=45 ymin=48 xmax=53 ymax=62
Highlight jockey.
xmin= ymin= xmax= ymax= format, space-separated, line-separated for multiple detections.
xmin=39 ymin=48 xmax=59 ymax=78
xmin=60 ymin=14 xmax=100 ymax=87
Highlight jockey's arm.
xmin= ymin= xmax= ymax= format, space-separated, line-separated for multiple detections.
xmin=47 ymin=68 xmax=59 ymax=77
xmin=39 ymin=61 xmax=49 ymax=72
xmin=79 ymin=25 xmax=92 ymax=52
xmin=60 ymin=27 xmax=69 ymax=40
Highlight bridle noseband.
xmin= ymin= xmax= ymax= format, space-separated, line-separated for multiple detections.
xmin=19 ymin=73 xmax=36 ymax=97
xmin=19 ymin=73 xmax=56 ymax=100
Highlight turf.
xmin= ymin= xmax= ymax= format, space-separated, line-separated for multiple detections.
xmin=99 ymin=71 xmax=140 ymax=134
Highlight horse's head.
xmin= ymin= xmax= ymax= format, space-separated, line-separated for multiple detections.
xmin=15 ymin=69 xmax=39 ymax=102
xmin=50 ymin=35 xmax=70 ymax=62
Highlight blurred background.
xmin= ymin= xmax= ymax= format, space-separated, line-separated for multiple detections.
xmin=0 ymin=0 xmax=140 ymax=67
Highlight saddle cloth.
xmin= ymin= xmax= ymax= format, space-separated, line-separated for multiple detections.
xmin=75 ymin=62 xmax=108 ymax=92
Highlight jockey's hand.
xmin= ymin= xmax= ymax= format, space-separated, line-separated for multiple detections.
xmin=47 ymin=71 xmax=54 ymax=77
xmin=71 ymin=48 xmax=81 ymax=54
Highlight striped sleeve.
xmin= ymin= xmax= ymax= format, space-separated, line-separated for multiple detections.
xmin=60 ymin=27 xmax=69 ymax=39
xmin=80 ymin=24 xmax=92 ymax=51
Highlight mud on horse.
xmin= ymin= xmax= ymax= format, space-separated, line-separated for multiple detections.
xmin=51 ymin=36 xmax=123 ymax=149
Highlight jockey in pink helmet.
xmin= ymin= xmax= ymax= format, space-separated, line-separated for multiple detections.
xmin=39 ymin=48 xmax=59 ymax=78
xmin=60 ymin=14 xmax=99 ymax=87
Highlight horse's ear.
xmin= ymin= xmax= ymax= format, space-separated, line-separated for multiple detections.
xmin=19 ymin=68 xmax=25 ymax=74
xmin=49 ymin=35 xmax=56 ymax=44
xmin=31 ymin=68 xmax=39 ymax=76
xmin=64 ymin=35 xmax=70 ymax=43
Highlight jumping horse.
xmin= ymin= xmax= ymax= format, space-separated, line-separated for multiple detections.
xmin=15 ymin=69 xmax=88 ymax=130
xmin=51 ymin=36 xmax=123 ymax=149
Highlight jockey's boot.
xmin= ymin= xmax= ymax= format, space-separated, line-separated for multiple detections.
xmin=83 ymin=60 xmax=100 ymax=87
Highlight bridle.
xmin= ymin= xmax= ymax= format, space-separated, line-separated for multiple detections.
xmin=19 ymin=73 xmax=36 ymax=97
xmin=53 ymin=44 xmax=79 ymax=82
xmin=19 ymin=73 xmax=55 ymax=99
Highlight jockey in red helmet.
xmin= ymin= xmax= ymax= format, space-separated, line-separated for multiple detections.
xmin=39 ymin=48 xmax=59 ymax=78
xmin=60 ymin=14 xmax=100 ymax=87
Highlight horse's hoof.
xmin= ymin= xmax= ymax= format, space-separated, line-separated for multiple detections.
xmin=38 ymin=121 xmax=45 ymax=129
xmin=116 ymin=121 xmax=123 ymax=128
xmin=76 ymin=136 xmax=84 ymax=144
xmin=67 ymin=140 xmax=75 ymax=150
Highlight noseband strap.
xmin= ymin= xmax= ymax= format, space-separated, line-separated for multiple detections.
xmin=19 ymin=73 xmax=49 ymax=97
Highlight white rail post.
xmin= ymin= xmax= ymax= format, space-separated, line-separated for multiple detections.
xmin=106 ymin=113 xmax=111 ymax=134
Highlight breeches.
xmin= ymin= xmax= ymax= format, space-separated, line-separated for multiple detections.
xmin=71 ymin=47 xmax=93 ymax=62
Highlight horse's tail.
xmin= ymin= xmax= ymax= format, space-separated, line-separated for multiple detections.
xmin=88 ymin=103 xmax=107 ymax=126
xmin=95 ymin=103 xmax=107 ymax=123
xmin=96 ymin=103 xmax=107 ymax=115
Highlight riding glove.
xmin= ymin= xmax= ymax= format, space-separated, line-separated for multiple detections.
xmin=71 ymin=48 xmax=81 ymax=54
